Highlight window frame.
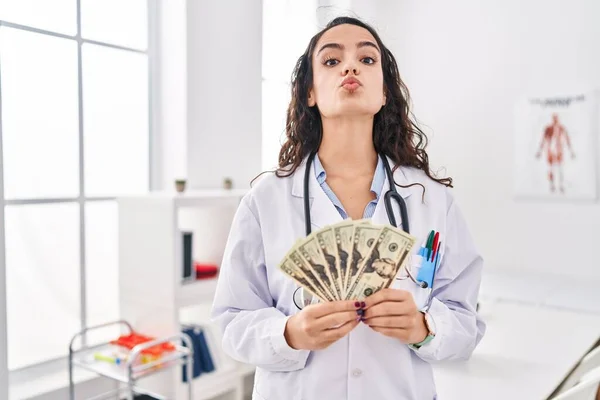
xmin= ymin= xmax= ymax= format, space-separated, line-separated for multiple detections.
xmin=0 ymin=0 xmax=158 ymax=389
xmin=0 ymin=66 xmax=7 ymax=400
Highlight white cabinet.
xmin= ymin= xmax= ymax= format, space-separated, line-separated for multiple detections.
xmin=117 ymin=190 xmax=254 ymax=400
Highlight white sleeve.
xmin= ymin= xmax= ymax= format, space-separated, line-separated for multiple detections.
xmin=210 ymin=197 xmax=310 ymax=371
xmin=411 ymin=193 xmax=486 ymax=362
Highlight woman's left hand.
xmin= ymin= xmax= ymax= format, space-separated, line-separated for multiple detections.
xmin=362 ymin=288 xmax=428 ymax=344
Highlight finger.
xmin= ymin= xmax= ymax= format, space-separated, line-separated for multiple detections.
xmin=362 ymin=301 xmax=412 ymax=319
xmin=363 ymin=315 xmax=413 ymax=329
xmin=370 ymin=326 xmax=411 ymax=341
xmin=306 ymin=300 xmax=361 ymax=318
xmin=363 ymin=289 xmax=410 ymax=309
xmin=313 ymin=311 xmax=360 ymax=332
xmin=321 ymin=319 xmax=360 ymax=342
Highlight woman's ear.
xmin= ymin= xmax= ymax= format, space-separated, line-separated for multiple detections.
xmin=308 ymin=88 xmax=316 ymax=107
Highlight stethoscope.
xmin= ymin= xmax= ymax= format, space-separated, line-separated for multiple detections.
xmin=292 ymin=151 xmax=427 ymax=310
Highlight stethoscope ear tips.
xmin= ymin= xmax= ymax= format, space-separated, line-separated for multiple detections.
xmin=420 ymin=282 xmax=428 ymax=289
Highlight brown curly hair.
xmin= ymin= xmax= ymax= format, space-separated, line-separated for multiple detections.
xmin=274 ymin=16 xmax=452 ymax=190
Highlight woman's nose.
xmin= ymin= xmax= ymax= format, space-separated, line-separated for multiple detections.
xmin=343 ymin=61 xmax=360 ymax=75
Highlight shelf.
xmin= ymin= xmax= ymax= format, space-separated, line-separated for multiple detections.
xmin=117 ymin=190 xmax=253 ymax=400
xmin=178 ymin=277 xmax=219 ymax=308
xmin=174 ymin=190 xmax=246 ymax=208
xmin=119 ymin=189 xmax=247 ymax=208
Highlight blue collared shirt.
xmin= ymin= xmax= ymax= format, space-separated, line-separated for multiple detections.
xmin=314 ymin=154 xmax=386 ymax=219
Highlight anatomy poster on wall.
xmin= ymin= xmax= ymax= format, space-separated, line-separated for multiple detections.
xmin=514 ymin=92 xmax=597 ymax=200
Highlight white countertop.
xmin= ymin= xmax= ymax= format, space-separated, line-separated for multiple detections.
xmin=433 ymin=296 xmax=600 ymax=399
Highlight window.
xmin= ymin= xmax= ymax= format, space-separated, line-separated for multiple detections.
xmin=0 ymin=0 xmax=152 ymax=371
xmin=261 ymin=0 xmax=318 ymax=171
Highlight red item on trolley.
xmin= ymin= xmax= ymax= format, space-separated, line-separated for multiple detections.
xmin=110 ymin=333 xmax=175 ymax=356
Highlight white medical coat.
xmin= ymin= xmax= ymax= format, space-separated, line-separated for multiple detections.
xmin=211 ymin=156 xmax=485 ymax=400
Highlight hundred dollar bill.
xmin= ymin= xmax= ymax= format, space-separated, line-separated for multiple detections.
xmin=279 ymin=252 xmax=332 ymax=302
xmin=344 ymin=223 xmax=383 ymax=294
xmin=296 ymin=234 xmax=342 ymax=300
xmin=315 ymin=227 xmax=344 ymax=299
xmin=345 ymin=226 xmax=416 ymax=300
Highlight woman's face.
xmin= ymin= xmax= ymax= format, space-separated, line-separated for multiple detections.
xmin=309 ymin=24 xmax=386 ymax=118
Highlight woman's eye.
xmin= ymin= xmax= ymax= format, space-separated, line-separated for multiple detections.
xmin=324 ymin=58 xmax=339 ymax=67
xmin=361 ymin=57 xmax=376 ymax=65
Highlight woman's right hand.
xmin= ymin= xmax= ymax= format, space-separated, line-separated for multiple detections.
xmin=284 ymin=300 xmax=361 ymax=351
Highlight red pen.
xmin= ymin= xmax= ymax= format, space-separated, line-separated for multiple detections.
xmin=430 ymin=232 xmax=440 ymax=262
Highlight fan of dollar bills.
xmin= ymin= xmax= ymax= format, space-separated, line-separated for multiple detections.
xmin=278 ymin=220 xmax=417 ymax=301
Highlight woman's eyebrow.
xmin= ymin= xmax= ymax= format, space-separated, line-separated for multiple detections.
xmin=317 ymin=41 xmax=381 ymax=55
xmin=357 ymin=41 xmax=380 ymax=53
xmin=317 ymin=42 xmax=343 ymax=55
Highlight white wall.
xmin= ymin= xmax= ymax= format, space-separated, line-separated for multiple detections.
xmin=349 ymin=0 xmax=600 ymax=279
xmin=185 ymin=0 xmax=262 ymax=190
xmin=156 ymin=0 xmax=262 ymax=191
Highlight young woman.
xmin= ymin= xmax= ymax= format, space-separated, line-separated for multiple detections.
xmin=211 ymin=16 xmax=485 ymax=400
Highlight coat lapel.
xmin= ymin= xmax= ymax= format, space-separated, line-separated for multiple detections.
xmin=291 ymin=156 xmax=344 ymax=232
xmin=371 ymin=156 xmax=414 ymax=230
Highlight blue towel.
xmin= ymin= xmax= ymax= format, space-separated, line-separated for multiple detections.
xmin=181 ymin=326 xmax=215 ymax=382
xmin=196 ymin=329 xmax=215 ymax=373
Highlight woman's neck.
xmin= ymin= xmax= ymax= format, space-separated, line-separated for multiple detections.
xmin=318 ymin=116 xmax=377 ymax=179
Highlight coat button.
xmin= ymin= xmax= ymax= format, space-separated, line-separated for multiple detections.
xmin=352 ymin=368 xmax=362 ymax=377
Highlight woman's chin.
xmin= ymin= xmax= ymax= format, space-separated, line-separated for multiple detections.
xmin=333 ymin=103 xmax=381 ymax=118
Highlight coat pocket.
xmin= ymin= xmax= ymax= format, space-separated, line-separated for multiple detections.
xmin=390 ymin=256 xmax=432 ymax=311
